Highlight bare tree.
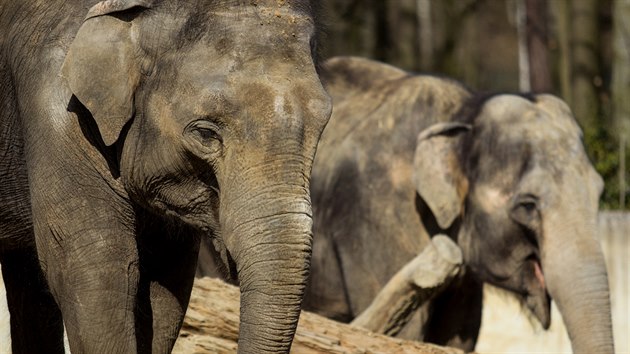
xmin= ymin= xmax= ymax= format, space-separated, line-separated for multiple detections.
xmin=516 ymin=0 xmax=530 ymax=91
xmin=570 ymin=0 xmax=600 ymax=136
xmin=612 ymin=0 xmax=630 ymax=208
xmin=550 ymin=0 xmax=572 ymax=105
xmin=417 ymin=0 xmax=434 ymax=71
xmin=524 ymin=0 xmax=552 ymax=92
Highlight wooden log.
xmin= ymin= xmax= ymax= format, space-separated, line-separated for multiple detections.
xmin=174 ymin=276 xmax=464 ymax=354
xmin=351 ymin=235 xmax=463 ymax=336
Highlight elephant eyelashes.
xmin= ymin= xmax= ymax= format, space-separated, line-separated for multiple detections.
xmin=184 ymin=120 xmax=223 ymax=156
xmin=520 ymin=201 xmax=536 ymax=212
xmin=195 ymin=127 xmax=221 ymax=142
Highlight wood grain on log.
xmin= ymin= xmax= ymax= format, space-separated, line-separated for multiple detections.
xmin=174 ymin=277 xmax=464 ymax=354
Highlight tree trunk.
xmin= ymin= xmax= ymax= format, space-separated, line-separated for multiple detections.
xmin=525 ymin=0 xmax=552 ymax=92
xmin=417 ymin=0 xmax=434 ymax=71
xmin=612 ymin=0 xmax=630 ymax=208
xmin=551 ymin=0 xmax=572 ymax=106
xmin=174 ymin=277 xmax=464 ymax=354
xmin=517 ymin=0 xmax=530 ymax=91
xmin=570 ymin=0 xmax=600 ymax=137
xmin=612 ymin=0 xmax=630 ymax=137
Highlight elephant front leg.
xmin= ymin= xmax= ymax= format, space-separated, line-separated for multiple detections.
xmin=1 ymin=248 xmax=65 ymax=354
xmin=33 ymin=205 xmax=141 ymax=353
xmin=135 ymin=219 xmax=201 ymax=353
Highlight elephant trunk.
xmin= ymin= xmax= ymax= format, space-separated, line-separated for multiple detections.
xmin=541 ymin=212 xmax=614 ymax=353
xmin=221 ymin=162 xmax=314 ymax=353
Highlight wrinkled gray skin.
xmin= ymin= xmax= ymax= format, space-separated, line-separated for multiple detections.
xmin=0 ymin=1 xmax=331 ymax=353
xmin=302 ymin=57 xmax=613 ymax=353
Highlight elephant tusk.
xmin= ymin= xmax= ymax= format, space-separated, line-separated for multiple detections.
xmin=534 ymin=260 xmax=545 ymax=289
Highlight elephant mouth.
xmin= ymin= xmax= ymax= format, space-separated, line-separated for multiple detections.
xmin=524 ymin=258 xmax=551 ymax=329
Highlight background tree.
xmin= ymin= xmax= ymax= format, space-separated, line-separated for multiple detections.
xmin=550 ymin=0 xmax=572 ymax=106
xmin=570 ymin=0 xmax=601 ymax=140
xmin=612 ymin=0 xmax=630 ymax=208
xmin=524 ymin=0 xmax=552 ymax=92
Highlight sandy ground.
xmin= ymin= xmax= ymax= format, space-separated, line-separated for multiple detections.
xmin=476 ymin=285 xmax=572 ymax=353
xmin=0 ymin=264 xmax=8 ymax=354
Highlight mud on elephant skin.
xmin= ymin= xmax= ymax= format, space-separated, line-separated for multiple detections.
xmin=0 ymin=1 xmax=331 ymax=353
xmin=302 ymin=57 xmax=613 ymax=353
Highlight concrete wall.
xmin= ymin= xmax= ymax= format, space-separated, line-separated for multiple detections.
xmin=476 ymin=211 xmax=629 ymax=353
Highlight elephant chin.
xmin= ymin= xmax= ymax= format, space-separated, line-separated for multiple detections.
xmin=525 ymin=290 xmax=551 ymax=329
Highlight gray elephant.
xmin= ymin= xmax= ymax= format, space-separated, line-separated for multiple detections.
xmin=302 ymin=57 xmax=614 ymax=353
xmin=0 ymin=1 xmax=330 ymax=353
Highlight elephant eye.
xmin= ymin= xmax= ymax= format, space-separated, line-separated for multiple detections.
xmin=514 ymin=194 xmax=538 ymax=211
xmin=510 ymin=194 xmax=540 ymax=230
xmin=520 ymin=200 xmax=537 ymax=212
xmin=194 ymin=126 xmax=221 ymax=142
xmin=184 ymin=120 xmax=224 ymax=156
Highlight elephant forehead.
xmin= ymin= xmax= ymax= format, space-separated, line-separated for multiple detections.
xmin=480 ymin=95 xmax=534 ymax=123
xmin=144 ymin=5 xmax=316 ymax=72
xmin=235 ymin=81 xmax=312 ymax=138
xmin=478 ymin=107 xmax=581 ymax=159
xmin=163 ymin=51 xmax=313 ymax=106
xmin=206 ymin=0 xmax=315 ymax=16
xmin=481 ymin=95 xmax=581 ymax=139
xmin=508 ymin=120 xmax=581 ymax=151
xmin=517 ymin=120 xmax=584 ymax=164
xmin=137 ymin=0 xmax=316 ymax=45
xmin=206 ymin=7 xmax=315 ymax=59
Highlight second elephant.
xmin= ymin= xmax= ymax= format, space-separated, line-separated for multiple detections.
xmin=302 ymin=57 xmax=614 ymax=353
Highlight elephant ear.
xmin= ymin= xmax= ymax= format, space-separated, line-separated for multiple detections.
xmin=413 ymin=122 xmax=471 ymax=229
xmin=61 ymin=0 xmax=153 ymax=146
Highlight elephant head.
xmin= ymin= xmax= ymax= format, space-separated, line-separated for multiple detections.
xmin=414 ymin=94 xmax=613 ymax=353
xmin=61 ymin=0 xmax=331 ymax=352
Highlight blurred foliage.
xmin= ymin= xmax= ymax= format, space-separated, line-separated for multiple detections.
xmin=586 ymin=126 xmax=629 ymax=209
